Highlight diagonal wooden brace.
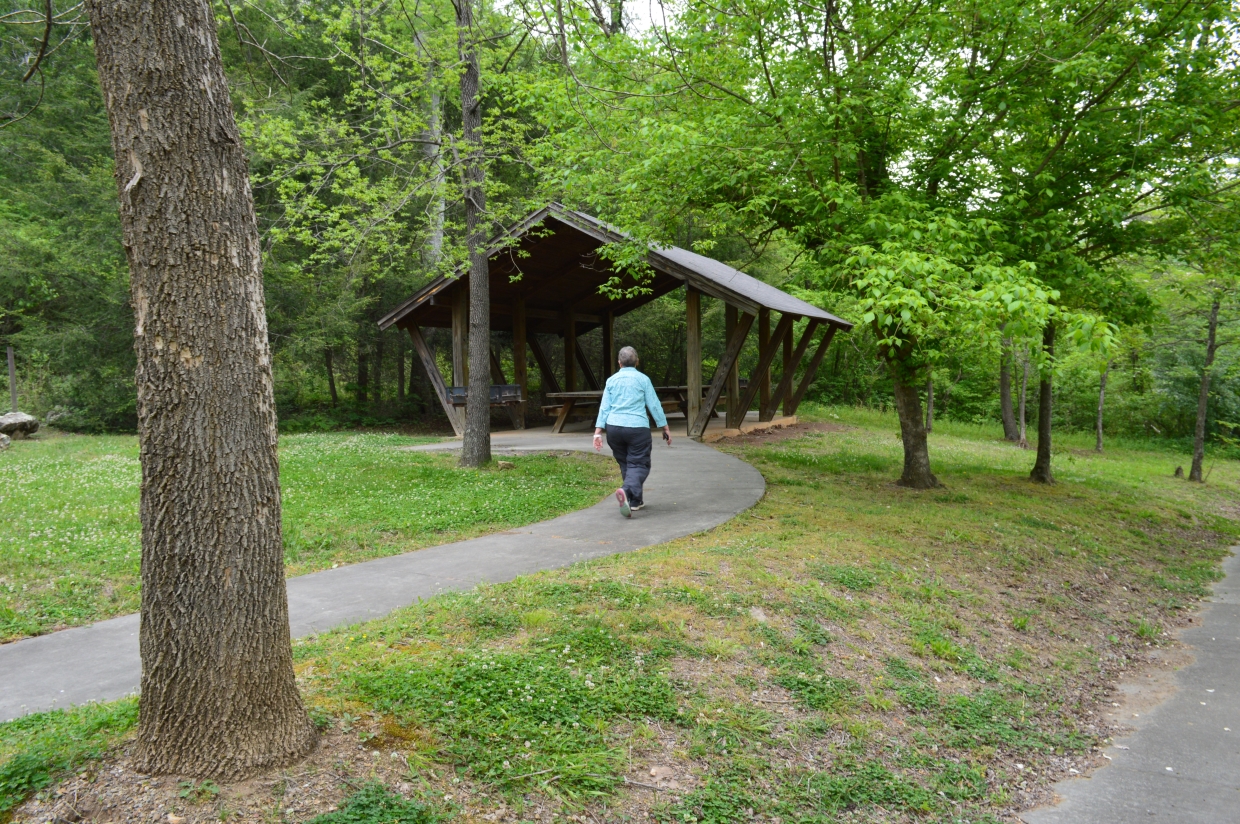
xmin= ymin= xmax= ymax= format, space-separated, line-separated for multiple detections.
xmin=689 ymin=310 xmax=755 ymax=440
xmin=787 ymin=324 xmax=837 ymax=415
xmin=406 ymin=323 xmax=463 ymax=436
xmin=575 ymin=339 xmax=600 ymax=390
xmin=527 ymin=335 xmax=562 ymax=395
xmin=763 ymin=319 xmax=821 ymax=420
xmin=736 ymin=312 xmax=796 ymax=421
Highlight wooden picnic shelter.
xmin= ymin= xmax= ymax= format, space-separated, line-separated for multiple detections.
xmin=377 ymin=203 xmax=853 ymax=440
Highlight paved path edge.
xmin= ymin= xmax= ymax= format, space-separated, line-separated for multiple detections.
xmin=0 ymin=432 xmax=764 ymax=721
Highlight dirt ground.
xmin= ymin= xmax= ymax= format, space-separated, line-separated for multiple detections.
xmin=711 ymin=421 xmax=852 ymax=446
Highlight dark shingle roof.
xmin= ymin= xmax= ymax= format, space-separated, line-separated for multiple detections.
xmin=378 ymin=203 xmax=852 ymax=331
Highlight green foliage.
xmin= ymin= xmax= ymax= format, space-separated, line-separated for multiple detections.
xmin=810 ymin=563 xmax=878 ymax=592
xmin=347 ymin=625 xmax=678 ymax=796
xmin=306 ymin=783 xmax=443 ymax=824
xmin=0 ymin=699 xmax=138 ymax=814
xmin=886 ymin=662 xmax=1085 ymax=753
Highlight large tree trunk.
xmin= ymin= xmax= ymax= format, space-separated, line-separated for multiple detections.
xmin=924 ymin=375 xmax=934 ymax=433
xmin=1029 ymin=323 xmax=1056 ymax=484
xmin=1095 ymin=362 xmax=1109 ymax=453
xmin=1189 ymin=299 xmax=1220 ymax=482
xmin=999 ymin=336 xmax=1019 ymax=440
xmin=456 ymin=0 xmax=491 ymax=467
xmin=891 ymin=367 xmax=940 ymax=489
xmin=87 ymin=0 xmax=314 ymax=779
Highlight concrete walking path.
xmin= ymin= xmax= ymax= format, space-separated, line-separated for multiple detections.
xmin=0 ymin=430 xmax=764 ymax=722
xmin=1022 ymin=549 xmax=1240 ymax=824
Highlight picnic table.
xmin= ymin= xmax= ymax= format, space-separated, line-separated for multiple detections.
xmin=543 ymin=382 xmax=745 ymax=434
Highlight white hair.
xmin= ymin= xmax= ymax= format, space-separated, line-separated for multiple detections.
xmin=617 ymin=346 xmax=638 ymax=367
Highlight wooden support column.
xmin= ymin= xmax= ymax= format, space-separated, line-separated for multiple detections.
xmin=528 ymin=335 xmax=562 ymax=395
xmin=764 ymin=320 xmax=821 ymax=420
xmin=602 ymin=310 xmax=615 ymax=379
xmin=758 ymin=308 xmax=772 ymax=421
xmin=689 ymin=311 xmax=754 ymax=440
xmin=738 ymin=313 xmax=795 ymax=421
xmin=725 ymin=304 xmax=743 ymax=429
xmin=788 ymin=325 xmax=837 ymax=415
xmin=406 ymin=323 xmax=463 ymax=436
xmin=782 ymin=319 xmax=793 ymax=413
xmin=686 ymin=287 xmax=702 ymax=435
xmin=512 ymin=297 xmax=528 ymax=428
xmin=451 ymin=287 xmax=468 ymax=387
xmin=562 ymin=310 xmax=577 ymax=392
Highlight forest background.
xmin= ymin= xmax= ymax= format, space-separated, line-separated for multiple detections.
xmin=1 ymin=0 xmax=1237 ymax=455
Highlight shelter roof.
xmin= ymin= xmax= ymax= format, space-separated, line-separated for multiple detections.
xmin=377 ymin=203 xmax=852 ymax=334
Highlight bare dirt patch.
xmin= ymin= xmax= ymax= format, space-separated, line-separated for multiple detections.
xmin=14 ymin=723 xmax=460 ymax=824
xmin=712 ymin=421 xmax=851 ymax=446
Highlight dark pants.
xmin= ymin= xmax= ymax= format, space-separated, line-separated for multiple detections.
xmin=606 ymin=425 xmax=652 ymax=506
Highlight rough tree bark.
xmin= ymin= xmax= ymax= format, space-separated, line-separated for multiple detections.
xmin=1095 ymin=360 xmax=1110 ymax=453
xmin=1189 ymin=299 xmax=1221 ymax=482
xmin=86 ymin=0 xmax=315 ymax=778
xmin=999 ymin=336 xmax=1019 ymax=440
xmin=1029 ymin=323 xmax=1056 ymax=484
xmin=455 ymin=0 xmax=492 ymax=467
xmin=891 ymin=366 xmax=940 ymax=488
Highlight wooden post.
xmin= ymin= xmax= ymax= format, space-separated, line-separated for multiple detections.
xmin=513 ymin=297 xmax=527 ymax=429
xmin=765 ymin=320 xmax=821 ymax=420
xmin=689 ymin=311 xmax=754 ymax=440
xmin=788 ymin=325 xmax=837 ymax=415
xmin=725 ymin=304 xmax=743 ymax=429
xmin=6 ymin=346 xmax=16 ymax=413
xmin=406 ymin=324 xmax=463 ymax=435
xmin=782 ymin=320 xmax=793 ymax=414
xmin=563 ymin=309 xmax=577 ymax=392
xmin=602 ymin=310 xmax=615 ymax=379
xmin=758 ymin=309 xmax=771 ymax=421
xmin=686 ymin=288 xmax=701 ymax=435
xmin=451 ymin=287 xmax=468 ymax=387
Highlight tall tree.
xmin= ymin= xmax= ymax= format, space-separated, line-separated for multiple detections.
xmin=1166 ymin=174 xmax=1240 ymax=482
xmin=455 ymin=0 xmax=492 ymax=466
xmin=999 ymin=337 xmax=1020 ymax=441
xmin=522 ymin=0 xmax=1207 ymax=479
xmin=86 ymin=0 xmax=315 ymax=778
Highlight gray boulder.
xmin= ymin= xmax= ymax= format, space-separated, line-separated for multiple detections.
xmin=0 ymin=433 xmax=9 ymax=451
xmin=0 ymin=411 xmax=38 ymax=438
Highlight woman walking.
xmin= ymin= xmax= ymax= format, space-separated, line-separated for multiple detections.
xmin=592 ymin=346 xmax=673 ymax=517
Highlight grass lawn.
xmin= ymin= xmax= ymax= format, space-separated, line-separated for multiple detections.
xmin=3 ymin=409 xmax=1238 ymax=823
xmin=0 ymin=432 xmax=615 ymax=640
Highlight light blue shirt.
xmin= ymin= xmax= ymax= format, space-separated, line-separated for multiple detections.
xmin=595 ymin=367 xmax=668 ymax=429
